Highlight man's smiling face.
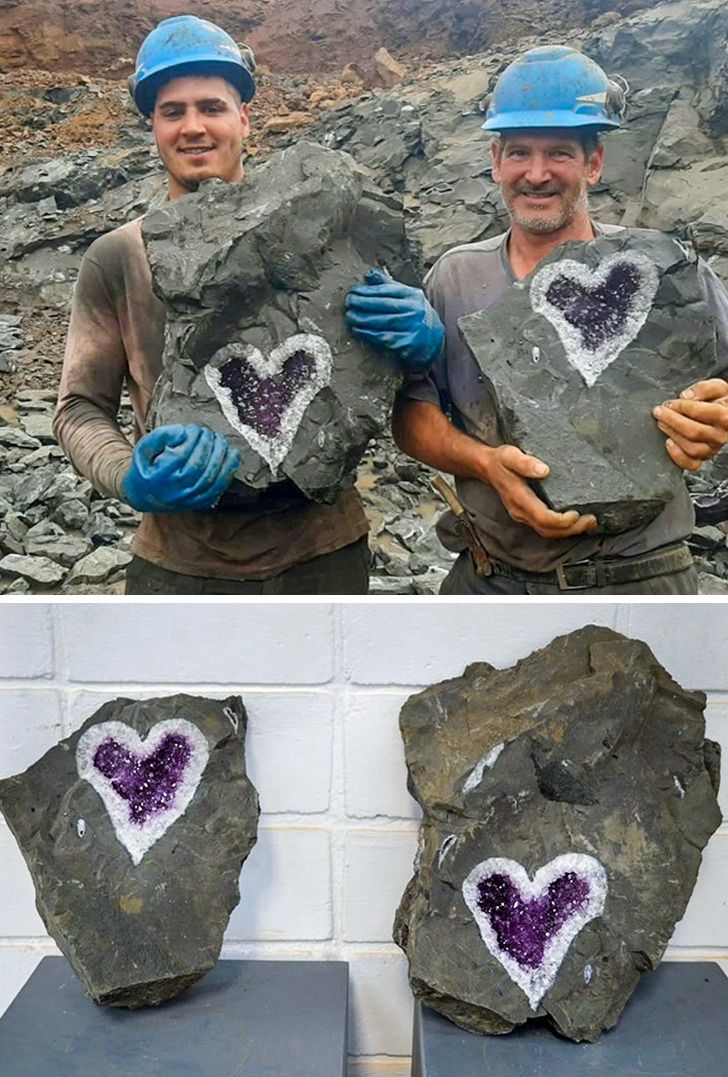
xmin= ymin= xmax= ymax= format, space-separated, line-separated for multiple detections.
xmin=492 ymin=130 xmax=604 ymax=236
xmin=152 ymin=75 xmax=250 ymax=200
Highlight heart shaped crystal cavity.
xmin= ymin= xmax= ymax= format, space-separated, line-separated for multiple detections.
xmin=530 ymin=252 xmax=659 ymax=388
xmin=76 ymin=719 xmax=210 ymax=866
xmin=204 ymin=333 xmax=333 ymax=473
xmin=462 ymin=853 xmax=608 ymax=1010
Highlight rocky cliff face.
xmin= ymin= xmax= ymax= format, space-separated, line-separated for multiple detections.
xmin=0 ymin=0 xmax=653 ymax=78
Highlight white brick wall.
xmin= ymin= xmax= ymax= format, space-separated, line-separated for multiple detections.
xmin=0 ymin=601 xmax=726 ymax=1075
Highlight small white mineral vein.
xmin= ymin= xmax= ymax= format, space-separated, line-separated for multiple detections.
xmin=438 ymin=834 xmax=458 ymax=868
xmin=462 ymin=742 xmax=505 ymax=795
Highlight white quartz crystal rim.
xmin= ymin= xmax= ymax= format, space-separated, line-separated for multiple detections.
xmin=76 ymin=719 xmax=210 ymax=867
xmin=462 ymin=853 xmax=608 ymax=1011
xmin=530 ymin=251 xmax=660 ymax=388
xmin=204 ymin=333 xmax=333 ymax=474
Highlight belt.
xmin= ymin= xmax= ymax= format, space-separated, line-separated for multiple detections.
xmin=485 ymin=542 xmax=694 ymax=592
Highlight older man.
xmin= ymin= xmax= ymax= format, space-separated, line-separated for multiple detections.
xmin=346 ymin=45 xmax=728 ymax=594
xmin=54 ymin=16 xmax=370 ymax=594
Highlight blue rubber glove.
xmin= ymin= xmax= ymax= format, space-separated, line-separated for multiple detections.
xmin=122 ymin=424 xmax=241 ymax=513
xmin=345 ymin=267 xmax=445 ymax=372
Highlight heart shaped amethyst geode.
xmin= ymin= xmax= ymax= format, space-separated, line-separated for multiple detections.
xmin=530 ymin=251 xmax=659 ymax=387
xmin=204 ymin=333 xmax=333 ymax=473
xmin=76 ymin=719 xmax=210 ymax=866
xmin=462 ymin=854 xmax=608 ymax=1009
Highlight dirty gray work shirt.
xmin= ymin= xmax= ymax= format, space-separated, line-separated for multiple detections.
xmin=54 ymin=218 xmax=368 ymax=580
xmin=399 ymin=226 xmax=728 ymax=573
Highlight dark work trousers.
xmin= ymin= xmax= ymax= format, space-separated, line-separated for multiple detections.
xmin=440 ymin=550 xmax=700 ymax=595
xmin=125 ymin=537 xmax=371 ymax=595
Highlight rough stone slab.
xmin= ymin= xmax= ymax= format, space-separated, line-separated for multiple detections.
xmin=394 ymin=626 xmax=721 ymax=1042
xmin=19 ymin=412 xmax=54 ymax=443
xmin=0 ymin=428 xmax=40 ymax=451
xmin=458 ymin=230 xmax=719 ymax=532
xmin=66 ymin=546 xmax=131 ymax=583
xmin=0 ymin=553 xmax=66 ymax=584
xmin=412 ymin=963 xmax=728 ymax=1077
xmin=0 ymin=957 xmax=348 ymax=1077
xmin=0 ymin=695 xmax=259 ymax=1008
xmin=144 ymin=140 xmax=416 ymax=504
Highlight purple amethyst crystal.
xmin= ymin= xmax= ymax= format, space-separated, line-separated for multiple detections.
xmin=545 ymin=261 xmax=642 ymax=352
xmin=217 ymin=349 xmax=315 ymax=439
xmin=476 ymin=871 xmax=591 ymax=970
xmin=93 ymin=733 xmax=192 ymax=827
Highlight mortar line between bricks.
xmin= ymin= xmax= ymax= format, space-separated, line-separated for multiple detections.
xmin=332 ymin=609 xmax=349 ymax=955
xmin=222 ymin=941 xmax=344 ymax=957
xmin=3 ymin=938 xmax=722 ymax=959
xmin=4 ymin=681 xmax=727 ymax=696
xmin=52 ymin=607 xmax=74 ymax=736
xmin=40 ymin=682 xmax=341 ymax=693
xmin=664 ymin=948 xmax=728 ymax=961
xmin=347 ymin=1059 xmax=410 ymax=1070
xmin=0 ymin=939 xmax=60 ymax=951
xmin=234 ymin=814 xmax=407 ymax=828
xmin=348 ymin=1058 xmax=411 ymax=1066
xmin=612 ymin=605 xmax=633 ymax=635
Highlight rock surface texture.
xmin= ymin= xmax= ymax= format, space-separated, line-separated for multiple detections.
xmin=0 ymin=694 xmax=259 ymax=1007
xmin=394 ymin=626 xmax=721 ymax=1042
xmin=458 ymin=230 xmax=719 ymax=531
xmin=144 ymin=141 xmax=412 ymax=503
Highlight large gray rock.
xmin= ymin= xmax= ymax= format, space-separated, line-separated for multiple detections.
xmin=394 ymin=626 xmax=721 ymax=1042
xmin=0 ymin=694 xmax=259 ymax=1008
xmin=458 ymin=229 xmax=718 ymax=531
xmin=143 ymin=141 xmax=414 ymax=504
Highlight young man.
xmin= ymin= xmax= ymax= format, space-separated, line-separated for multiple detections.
xmin=346 ymin=45 xmax=728 ymax=594
xmin=54 ymin=16 xmax=370 ymax=594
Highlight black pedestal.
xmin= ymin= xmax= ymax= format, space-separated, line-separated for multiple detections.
xmin=0 ymin=957 xmax=349 ymax=1076
xmin=412 ymin=962 xmax=728 ymax=1076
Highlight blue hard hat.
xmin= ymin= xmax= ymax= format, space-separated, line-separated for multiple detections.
xmin=482 ymin=45 xmax=627 ymax=133
xmin=130 ymin=15 xmax=256 ymax=117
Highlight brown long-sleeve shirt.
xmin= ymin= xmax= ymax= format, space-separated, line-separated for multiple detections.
xmin=54 ymin=217 xmax=368 ymax=580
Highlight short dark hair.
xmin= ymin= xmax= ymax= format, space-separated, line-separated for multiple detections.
xmin=496 ymin=130 xmax=602 ymax=159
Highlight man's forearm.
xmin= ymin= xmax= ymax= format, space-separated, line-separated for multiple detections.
xmin=392 ymin=398 xmax=598 ymax=538
xmin=53 ymin=396 xmax=133 ymax=501
xmin=392 ymin=398 xmax=495 ymax=482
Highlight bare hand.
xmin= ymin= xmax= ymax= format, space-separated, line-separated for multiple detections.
xmin=484 ymin=444 xmax=598 ymax=539
xmin=653 ymin=379 xmax=728 ymax=472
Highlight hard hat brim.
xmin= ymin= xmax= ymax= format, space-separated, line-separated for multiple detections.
xmin=134 ymin=59 xmax=256 ymax=116
xmin=482 ymin=110 xmax=621 ymax=132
